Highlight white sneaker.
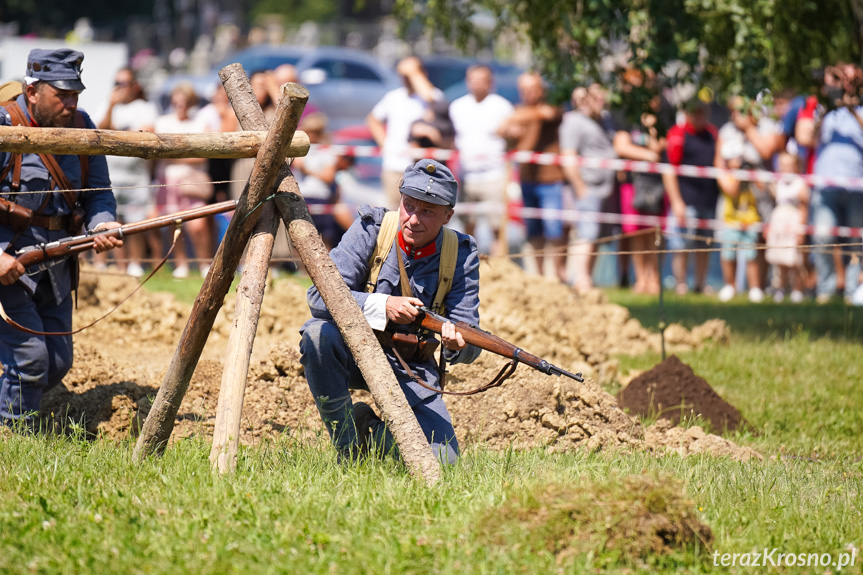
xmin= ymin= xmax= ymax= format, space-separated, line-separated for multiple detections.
xmin=790 ymin=290 xmax=804 ymax=303
xmin=126 ymin=262 xmax=145 ymax=278
xmin=748 ymin=287 xmax=765 ymax=303
xmin=718 ymin=284 xmax=736 ymax=302
xmin=773 ymin=290 xmax=785 ymax=303
xmin=852 ymin=284 xmax=863 ymax=307
xmin=200 ymin=264 xmax=210 ymax=278
xmin=172 ymin=265 xmax=189 ymax=279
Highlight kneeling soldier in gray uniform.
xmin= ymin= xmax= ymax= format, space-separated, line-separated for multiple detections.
xmin=300 ymin=159 xmax=481 ymax=464
xmin=0 ymin=49 xmax=123 ymax=427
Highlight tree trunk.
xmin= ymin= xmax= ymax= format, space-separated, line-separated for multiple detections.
xmin=0 ymin=126 xmax=309 ymax=159
xmin=132 ymin=79 xmax=309 ymax=462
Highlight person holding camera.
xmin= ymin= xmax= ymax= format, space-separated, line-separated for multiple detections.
xmin=811 ymin=63 xmax=863 ymax=304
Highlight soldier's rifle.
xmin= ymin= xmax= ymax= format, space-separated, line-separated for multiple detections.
xmin=15 ymin=199 xmax=239 ymax=274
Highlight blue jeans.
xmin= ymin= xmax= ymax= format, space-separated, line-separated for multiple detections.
xmin=718 ymin=227 xmax=758 ymax=262
xmin=299 ymin=320 xmax=459 ymax=464
xmin=521 ymin=181 xmax=565 ymax=240
xmin=0 ymin=277 xmax=73 ymax=424
xmin=666 ymin=204 xmax=716 ymax=251
xmin=811 ymin=187 xmax=863 ymax=298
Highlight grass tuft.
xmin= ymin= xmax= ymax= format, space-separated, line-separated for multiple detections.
xmin=477 ymin=473 xmax=713 ymax=569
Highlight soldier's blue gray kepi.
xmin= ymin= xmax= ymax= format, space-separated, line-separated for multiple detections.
xmin=399 ymin=159 xmax=459 ymax=207
xmin=25 ymin=49 xmax=86 ymax=92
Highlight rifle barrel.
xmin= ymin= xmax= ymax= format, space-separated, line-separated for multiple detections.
xmin=414 ymin=307 xmax=583 ymax=383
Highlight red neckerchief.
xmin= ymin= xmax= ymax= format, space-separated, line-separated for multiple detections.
xmin=398 ymin=229 xmax=437 ymax=259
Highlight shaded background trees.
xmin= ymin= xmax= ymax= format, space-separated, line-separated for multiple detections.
xmin=394 ymin=0 xmax=863 ymax=113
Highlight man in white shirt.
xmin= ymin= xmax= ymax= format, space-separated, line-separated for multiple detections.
xmin=449 ymin=65 xmax=514 ymax=253
xmin=367 ymin=57 xmax=443 ymax=208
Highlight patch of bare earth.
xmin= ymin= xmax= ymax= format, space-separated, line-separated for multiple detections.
xmin=36 ymin=261 xmax=758 ymax=461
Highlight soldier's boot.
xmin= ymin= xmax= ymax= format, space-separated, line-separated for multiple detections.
xmin=353 ymin=401 xmax=399 ymax=460
xmin=313 ymin=394 xmax=361 ymax=463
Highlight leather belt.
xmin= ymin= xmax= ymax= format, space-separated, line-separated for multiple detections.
xmin=0 ymin=211 xmax=69 ymax=231
xmin=31 ymin=214 xmax=70 ymax=231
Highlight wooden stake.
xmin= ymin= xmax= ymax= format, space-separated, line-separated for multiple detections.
xmin=209 ymin=66 xmax=287 ymax=473
xmin=209 ymin=203 xmax=279 ymax=473
xmin=0 ymin=126 xmax=309 ymax=159
xmin=132 ymin=80 xmax=308 ymax=462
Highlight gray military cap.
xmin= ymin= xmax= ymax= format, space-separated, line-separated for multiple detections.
xmin=26 ymin=48 xmax=86 ymax=92
xmin=399 ymin=159 xmax=458 ymax=207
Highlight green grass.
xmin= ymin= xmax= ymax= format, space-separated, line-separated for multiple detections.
xmin=1 ymin=435 xmax=860 ymax=574
xmin=1 ymin=280 xmax=862 ymax=573
xmin=605 ymin=288 xmax=863 ymax=341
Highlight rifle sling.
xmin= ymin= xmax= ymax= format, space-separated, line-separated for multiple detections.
xmin=4 ymin=102 xmax=81 ymax=211
xmin=390 ymin=344 xmax=518 ymax=397
xmin=0 ymin=228 xmax=182 ymax=336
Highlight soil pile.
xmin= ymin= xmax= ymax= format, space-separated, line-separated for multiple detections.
xmin=617 ymin=355 xmax=746 ymax=433
xmin=33 ymin=262 xmax=759 ymax=461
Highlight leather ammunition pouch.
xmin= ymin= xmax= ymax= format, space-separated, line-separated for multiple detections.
xmin=0 ymin=197 xmax=33 ymax=232
xmin=376 ymin=330 xmax=440 ymax=363
xmin=67 ymin=205 xmax=85 ymax=234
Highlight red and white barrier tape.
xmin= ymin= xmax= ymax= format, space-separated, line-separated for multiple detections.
xmin=313 ymin=144 xmax=863 ymax=191
xmin=305 ymin=201 xmax=863 ymax=240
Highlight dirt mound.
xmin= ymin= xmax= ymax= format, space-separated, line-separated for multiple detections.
xmin=40 ymin=343 xmax=155 ymax=438
xmin=32 ymin=262 xmax=758 ymax=461
xmin=476 ymin=260 xmax=729 ymax=384
xmin=444 ymin=354 xmax=641 ymax=452
xmin=477 ymin=475 xmax=713 ymax=568
xmin=644 ymin=419 xmax=762 ymax=461
xmin=617 ymin=355 xmax=746 ymax=433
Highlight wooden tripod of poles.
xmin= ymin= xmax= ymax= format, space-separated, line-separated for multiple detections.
xmin=127 ymin=65 xmax=442 ymax=486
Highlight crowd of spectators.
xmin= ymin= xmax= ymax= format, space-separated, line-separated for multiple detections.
xmin=85 ymin=56 xmax=863 ymax=305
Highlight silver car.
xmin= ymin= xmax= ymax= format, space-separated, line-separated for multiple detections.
xmin=157 ymin=46 xmax=400 ymax=131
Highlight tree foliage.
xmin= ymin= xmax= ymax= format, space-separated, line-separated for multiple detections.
xmin=249 ymin=0 xmax=338 ymax=25
xmin=393 ymin=0 xmax=862 ymax=113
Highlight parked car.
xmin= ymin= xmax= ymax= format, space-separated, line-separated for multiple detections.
xmin=155 ymin=46 xmax=400 ymax=131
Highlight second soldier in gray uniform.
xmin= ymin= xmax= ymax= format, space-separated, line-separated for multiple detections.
xmin=300 ymin=159 xmax=480 ymax=464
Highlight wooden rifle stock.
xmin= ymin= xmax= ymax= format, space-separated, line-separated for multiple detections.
xmin=413 ymin=306 xmax=584 ymax=382
xmin=15 ymin=199 xmax=239 ymax=271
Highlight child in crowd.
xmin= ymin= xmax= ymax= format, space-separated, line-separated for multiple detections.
xmin=765 ymin=151 xmax=810 ymax=302
xmin=716 ymin=140 xmax=764 ymax=302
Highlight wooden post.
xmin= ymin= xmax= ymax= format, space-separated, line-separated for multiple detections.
xmin=0 ymin=126 xmax=309 ymax=159
xmin=132 ymin=80 xmax=309 ymax=462
xmin=208 ymin=65 xmax=288 ymax=472
xmin=209 ymin=202 xmax=279 ymax=473
xmin=213 ymin=63 xmax=442 ymax=485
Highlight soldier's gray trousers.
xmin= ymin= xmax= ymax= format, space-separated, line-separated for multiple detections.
xmin=300 ymin=319 xmax=459 ymax=464
xmin=0 ymin=277 xmax=73 ymax=425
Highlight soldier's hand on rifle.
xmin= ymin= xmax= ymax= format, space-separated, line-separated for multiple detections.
xmin=0 ymin=253 xmax=26 ymax=285
xmin=92 ymin=222 xmax=124 ymax=253
xmin=386 ymin=296 xmax=424 ymax=324
xmin=440 ymin=320 xmax=466 ymax=351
